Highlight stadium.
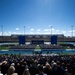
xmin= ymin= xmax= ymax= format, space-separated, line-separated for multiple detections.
xmin=0 ymin=34 xmax=75 ymax=55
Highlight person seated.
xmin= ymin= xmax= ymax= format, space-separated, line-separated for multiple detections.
xmin=22 ymin=65 xmax=30 ymax=75
xmin=6 ymin=66 xmax=18 ymax=75
xmin=35 ymin=65 xmax=47 ymax=75
xmin=44 ymin=62 xmax=54 ymax=75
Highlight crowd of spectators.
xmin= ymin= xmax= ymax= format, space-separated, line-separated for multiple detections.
xmin=10 ymin=44 xmax=36 ymax=49
xmin=0 ymin=54 xmax=75 ymax=75
xmin=39 ymin=44 xmax=64 ymax=49
xmin=10 ymin=44 xmax=64 ymax=50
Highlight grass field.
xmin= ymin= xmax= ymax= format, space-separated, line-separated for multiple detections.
xmin=0 ymin=46 xmax=10 ymax=50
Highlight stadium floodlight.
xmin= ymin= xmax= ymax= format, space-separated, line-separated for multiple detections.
xmin=49 ymin=25 xmax=52 ymax=35
xmin=1 ymin=25 xmax=3 ymax=36
xmin=71 ymin=25 xmax=74 ymax=37
xmin=50 ymin=25 xmax=52 ymax=35
xmin=24 ymin=26 xmax=25 ymax=35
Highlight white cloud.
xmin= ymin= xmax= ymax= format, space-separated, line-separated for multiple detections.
xmin=51 ymin=28 xmax=55 ymax=31
xmin=56 ymin=30 xmax=60 ymax=32
xmin=8 ymin=31 xmax=11 ymax=34
xmin=16 ymin=28 xmax=19 ymax=30
xmin=67 ymin=30 xmax=75 ymax=36
xmin=30 ymin=28 xmax=34 ymax=31
xmin=43 ymin=28 xmax=58 ymax=34
xmin=37 ymin=29 xmax=40 ymax=31
xmin=73 ymin=30 xmax=75 ymax=32
xmin=18 ymin=32 xmax=22 ymax=34
xmin=68 ymin=30 xmax=75 ymax=33
xmin=43 ymin=28 xmax=67 ymax=35
xmin=30 ymin=32 xmax=35 ymax=34
xmin=12 ymin=32 xmax=17 ymax=34
xmin=61 ymin=30 xmax=66 ymax=34
xmin=68 ymin=30 xmax=72 ymax=33
xmin=43 ymin=32 xmax=50 ymax=34
xmin=0 ymin=32 xmax=2 ymax=35
xmin=44 ymin=29 xmax=49 ymax=31
xmin=4 ymin=32 xmax=11 ymax=35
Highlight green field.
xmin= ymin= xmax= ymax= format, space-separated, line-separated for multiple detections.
xmin=0 ymin=46 xmax=10 ymax=50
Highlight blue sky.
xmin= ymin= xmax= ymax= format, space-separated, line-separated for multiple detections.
xmin=0 ymin=0 xmax=75 ymax=36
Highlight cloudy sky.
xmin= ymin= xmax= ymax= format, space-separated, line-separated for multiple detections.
xmin=0 ymin=0 xmax=75 ymax=36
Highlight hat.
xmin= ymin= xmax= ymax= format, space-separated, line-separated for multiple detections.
xmin=2 ymin=61 xmax=7 ymax=64
xmin=11 ymin=63 xmax=15 ymax=66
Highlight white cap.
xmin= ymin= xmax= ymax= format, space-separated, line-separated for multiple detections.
xmin=11 ymin=63 xmax=15 ymax=66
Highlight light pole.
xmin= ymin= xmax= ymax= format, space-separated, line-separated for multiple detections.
xmin=71 ymin=25 xmax=73 ymax=37
xmin=1 ymin=25 xmax=3 ymax=36
xmin=24 ymin=26 xmax=25 ymax=35
xmin=49 ymin=25 xmax=52 ymax=35
xmin=50 ymin=25 xmax=52 ymax=35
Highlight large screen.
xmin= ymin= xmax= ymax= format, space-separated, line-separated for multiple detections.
xmin=31 ymin=40 xmax=44 ymax=44
xmin=19 ymin=36 xmax=25 ymax=45
xmin=51 ymin=35 xmax=57 ymax=44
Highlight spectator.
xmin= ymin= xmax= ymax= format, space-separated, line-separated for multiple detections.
xmin=22 ymin=69 xmax=30 ymax=75
xmin=1 ymin=61 xmax=9 ymax=75
xmin=44 ymin=62 xmax=54 ymax=75
xmin=53 ymin=61 xmax=65 ymax=75
xmin=35 ymin=65 xmax=47 ymax=75
xmin=7 ymin=66 xmax=18 ymax=75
